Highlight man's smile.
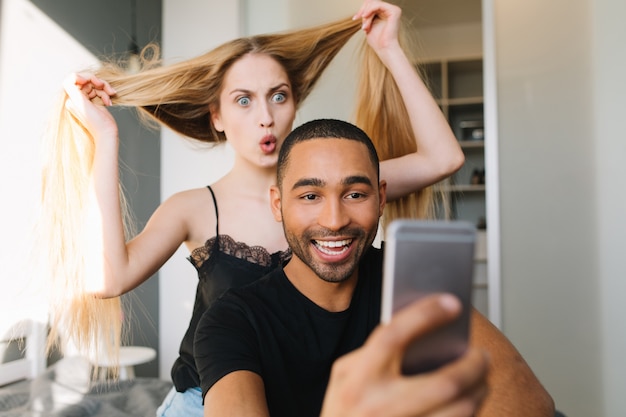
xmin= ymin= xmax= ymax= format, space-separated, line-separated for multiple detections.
xmin=313 ymin=239 xmax=353 ymax=256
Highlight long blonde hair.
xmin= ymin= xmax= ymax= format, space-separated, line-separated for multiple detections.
xmin=354 ymin=21 xmax=443 ymax=227
xmin=39 ymin=14 xmax=435 ymax=368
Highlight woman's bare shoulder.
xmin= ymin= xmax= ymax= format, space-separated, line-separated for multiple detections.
xmin=163 ymin=186 xmax=213 ymax=205
xmin=151 ymin=187 xmax=217 ymax=248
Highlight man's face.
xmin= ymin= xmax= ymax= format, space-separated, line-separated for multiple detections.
xmin=270 ymin=138 xmax=386 ymax=284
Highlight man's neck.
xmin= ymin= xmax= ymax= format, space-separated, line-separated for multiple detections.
xmin=283 ymin=258 xmax=358 ymax=313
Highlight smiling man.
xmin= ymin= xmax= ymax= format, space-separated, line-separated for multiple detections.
xmin=194 ymin=119 xmax=553 ymax=417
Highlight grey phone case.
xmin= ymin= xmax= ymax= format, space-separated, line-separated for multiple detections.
xmin=382 ymin=219 xmax=476 ymax=374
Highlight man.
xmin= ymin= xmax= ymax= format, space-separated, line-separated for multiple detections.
xmin=195 ymin=119 xmax=554 ymax=417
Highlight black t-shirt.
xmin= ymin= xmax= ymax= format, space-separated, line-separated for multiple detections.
xmin=194 ymin=246 xmax=383 ymax=417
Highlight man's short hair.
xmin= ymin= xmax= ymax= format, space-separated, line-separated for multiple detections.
xmin=277 ymin=119 xmax=380 ymax=188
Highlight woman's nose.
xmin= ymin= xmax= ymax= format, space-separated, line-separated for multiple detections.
xmin=259 ymin=102 xmax=274 ymax=128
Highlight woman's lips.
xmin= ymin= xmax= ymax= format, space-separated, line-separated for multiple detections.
xmin=260 ymin=134 xmax=277 ymax=154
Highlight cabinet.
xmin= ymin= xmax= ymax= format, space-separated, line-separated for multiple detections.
xmin=421 ymin=57 xmax=490 ymax=316
xmin=422 ymin=57 xmax=486 ymax=226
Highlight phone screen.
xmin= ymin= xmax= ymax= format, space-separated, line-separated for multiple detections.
xmin=382 ymin=220 xmax=476 ymax=374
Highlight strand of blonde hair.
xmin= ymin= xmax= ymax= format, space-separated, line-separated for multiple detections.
xmin=354 ymin=20 xmax=446 ymax=227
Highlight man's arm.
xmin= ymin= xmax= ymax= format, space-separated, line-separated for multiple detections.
xmin=195 ymin=292 xmax=268 ymax=417
xmin=203 ymin=371 xmax=269 ymax=417
xmin=472 ymin=309 xmax=555 ymax=417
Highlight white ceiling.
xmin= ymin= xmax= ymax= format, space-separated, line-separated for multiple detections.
xmin=393 ymin=0 xmax=482 ymax=27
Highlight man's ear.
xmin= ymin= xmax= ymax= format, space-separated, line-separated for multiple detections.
xmin=378 ymin=180 xmax=387 ymax=217
xmin=209 ymin=104 xmax=224 ymax=133
xmin=269 ymin=185 xmax=283 ymax=222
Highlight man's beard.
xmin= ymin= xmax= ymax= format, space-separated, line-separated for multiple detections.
xmin=283 ymin=224 xmax=377 ymax=284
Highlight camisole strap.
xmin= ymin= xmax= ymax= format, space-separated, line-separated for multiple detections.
xmin=206 ymin=185 xmax=220 ymax=251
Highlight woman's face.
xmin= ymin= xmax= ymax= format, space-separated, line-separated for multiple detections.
xmin=211 ymin=53 xmax=296 ymax=170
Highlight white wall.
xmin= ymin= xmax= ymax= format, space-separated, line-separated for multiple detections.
xmin=491 ymin=0 xmax=626 ymax=415
xmin=496 ymin=0 xmax=601 ymax=413
xmin=415 ymin=22 xmax=483 ymax=61
xmin=593 ymin=0 xmax=626 ymax=415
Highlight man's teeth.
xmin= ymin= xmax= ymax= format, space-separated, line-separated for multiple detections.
xmin=314 ymin=239 xmax=352 ymax=255
xmin=316 ymin=239 xmax=351 ymax=248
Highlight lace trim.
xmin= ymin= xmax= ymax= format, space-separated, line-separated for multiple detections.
xmin=189 ymin=234 xmax=290 ymax=268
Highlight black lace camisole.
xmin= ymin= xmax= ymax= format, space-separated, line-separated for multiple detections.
xmin=170 ymin=185 xmax=291 ymax=392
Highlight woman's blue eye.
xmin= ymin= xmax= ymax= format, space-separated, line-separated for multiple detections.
xmin=238 ymin=97 xmax=251 ymax=106
xmin=272 ymin=93 xmax=286 ymax=103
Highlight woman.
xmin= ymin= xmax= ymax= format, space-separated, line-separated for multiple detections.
xmin=40 ymin=1 xmax=464 ymax=415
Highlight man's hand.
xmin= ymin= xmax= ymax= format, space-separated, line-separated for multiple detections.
xmin=320 ymin=294 xmax=489 ymax=417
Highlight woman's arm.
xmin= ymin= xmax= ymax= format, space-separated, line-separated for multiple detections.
xmin=355 ymin=2 xmax=465 ymax=201
xmin=63 ymin=73 xmax=189 ymax=297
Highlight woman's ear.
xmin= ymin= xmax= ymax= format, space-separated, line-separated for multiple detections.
xmin=269 ymin=185 xmax=283 ymax=222
xmin=209 ymin=104 xmax=224 ymax=132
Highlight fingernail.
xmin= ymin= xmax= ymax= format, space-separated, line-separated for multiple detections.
xmin=439 ymin=294 xmax=461 ymax=311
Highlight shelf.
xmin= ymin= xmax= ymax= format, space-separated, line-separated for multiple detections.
xmin=427 ymin=56 xmax=486 ymax=232
xmin=459 ymin=140 xmax=484 ymax=149
xmin=446 ymin=97 xmax=484 ymax=106
xmin=436 ymin=97 xmax=483 ymax=107
xmin=448 ymin=59 xmax=483 ymax=99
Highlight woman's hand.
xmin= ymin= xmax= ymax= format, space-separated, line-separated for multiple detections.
xmin=62 ymin=72 xmax=118 ymax=141
xmin=353 ymin=0 xmax=402 ymax=57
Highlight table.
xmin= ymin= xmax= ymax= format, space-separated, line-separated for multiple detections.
xmin=94 ymin=346 xmax=157 ymax=380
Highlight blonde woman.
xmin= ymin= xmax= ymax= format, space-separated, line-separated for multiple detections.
xmin=39 ymin=2 xmax=550 ymax=416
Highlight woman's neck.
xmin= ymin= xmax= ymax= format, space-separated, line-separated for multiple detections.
xmin=218 ymin=163 xmax=277 ymax=198
xmin=214 ymin=169 xmax=276 ymax=202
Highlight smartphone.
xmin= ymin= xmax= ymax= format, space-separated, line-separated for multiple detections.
xmin=381 ymin=219 xmax=476 ymax=374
